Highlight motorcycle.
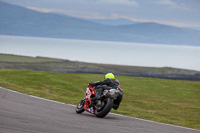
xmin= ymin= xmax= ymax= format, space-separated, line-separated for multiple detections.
xmin=76 ymin=84 xmax=120 ymax=118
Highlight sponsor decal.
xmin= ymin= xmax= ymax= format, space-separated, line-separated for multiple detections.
xmin=89 ymin=107 xmax=94 ymax=113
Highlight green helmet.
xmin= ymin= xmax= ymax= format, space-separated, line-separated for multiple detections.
xmin=105 ymin=73 xmax=115 ymax=79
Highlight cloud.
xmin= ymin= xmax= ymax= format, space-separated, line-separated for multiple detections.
xmin=93 ymin=0 xmax=139 ymax=6
xmin=27 ymin=7 xmax=50 ymax=13
xmin=156 ymin=0 xmax=175 ymax=6
xmin=156 ymin=0 xmax=189 ymax=10
xmin=27 ymin=6 xmax=107 ymax=19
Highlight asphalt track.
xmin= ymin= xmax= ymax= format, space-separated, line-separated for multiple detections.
xmin=0 ymin=87 xmax=199 ymax=133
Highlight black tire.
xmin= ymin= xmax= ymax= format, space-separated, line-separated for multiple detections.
xmin=95 ymin=98 xmax=113 ymax=118
xmin=76 ymin=98 xmax=85 ymax=114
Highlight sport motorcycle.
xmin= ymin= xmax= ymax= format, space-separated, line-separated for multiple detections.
xmin=76 ymin=84 xmax=120 ymax=118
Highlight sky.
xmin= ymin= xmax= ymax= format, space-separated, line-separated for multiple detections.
xmin=1 ymin=0 xmax=200 ymax=27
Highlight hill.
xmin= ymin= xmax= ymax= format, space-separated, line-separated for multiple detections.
xmin=0 ymin=54 xmax=200 ymax=81
xmin=0 ymin=1 xmax=108 ymax=39
xmin=0 ymin=1 xmax=200 ymax=46
xmin=116 ymin=22 xmax=200 ymax=45
xmin=1 ymin=1 xmax=200 ymax=46
xmin=86 ymin=18 xmax=138 ymax=26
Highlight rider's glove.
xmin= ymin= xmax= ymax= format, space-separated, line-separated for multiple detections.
xmin=90 ymin=82 xmax=96 ymax=86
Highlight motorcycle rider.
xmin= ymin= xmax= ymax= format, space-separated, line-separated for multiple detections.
xmin=90 ymin=73 xmax=123 ymax=110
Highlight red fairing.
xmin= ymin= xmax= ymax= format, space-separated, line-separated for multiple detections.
xmin=84 ymin=85 xmax=96 ymax=113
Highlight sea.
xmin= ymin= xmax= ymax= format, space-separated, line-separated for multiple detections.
xmin=0 ymin=35 xmax=200 ymax=71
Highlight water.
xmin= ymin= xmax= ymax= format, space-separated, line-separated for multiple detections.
xmin=0 ymin=35 xmax=200 ymax=71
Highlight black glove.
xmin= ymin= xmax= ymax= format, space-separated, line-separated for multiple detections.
xmin=90 ymin=82 xmax=96 ymax=86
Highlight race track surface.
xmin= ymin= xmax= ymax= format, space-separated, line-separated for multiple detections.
xmin=0 ymin=87 xmax=199 ymax=133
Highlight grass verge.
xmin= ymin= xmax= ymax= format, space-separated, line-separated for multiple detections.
xmin=0 ymin=69 xmax=199 ymax=129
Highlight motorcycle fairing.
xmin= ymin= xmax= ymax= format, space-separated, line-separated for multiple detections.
xmin=84 ymin=86 xmax=96 ymax=114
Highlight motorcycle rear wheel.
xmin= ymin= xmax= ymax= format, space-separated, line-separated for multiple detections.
xmin=95 ymin=98 xmax=113 ymax=118
xmin=76 ymin=98 xmax=85 ymax=114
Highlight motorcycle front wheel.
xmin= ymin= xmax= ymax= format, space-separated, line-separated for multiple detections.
xmin=76 ymin=98 xmax=85 ymax=114
xmin=95 ymin=98 xmax=113 ymax=118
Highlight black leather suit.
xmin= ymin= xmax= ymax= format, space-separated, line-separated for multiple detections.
xmin=90 ymin=78 xmax=123 ymax=110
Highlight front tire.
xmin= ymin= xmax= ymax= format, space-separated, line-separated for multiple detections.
xmin=95 ymin=98 xmax=113 ymax=118
xmin=76 ymin=98 xmax=85 ymax=114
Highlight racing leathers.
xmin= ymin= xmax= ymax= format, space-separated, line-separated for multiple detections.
xmin=90 ymin=78 xmax=123 ymax=110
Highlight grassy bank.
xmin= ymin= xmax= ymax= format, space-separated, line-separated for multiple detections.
xmin=1 ymin=54 xmax=200 ymax=81
xmin=0 ymin=69 xmax=199 ymax=129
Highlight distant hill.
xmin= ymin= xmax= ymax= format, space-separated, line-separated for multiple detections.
xmin=1 ymin=1 xmax=200 ymax=46
xmin=0 ymin=1 xmax=108 ymax=39
xmin=86 ymin=18 xmax=138 ymax=26
xmin=116 ymin=22 xmax=200 ymax=45
xmin=186 ymin=27 xmax=200 ymax=31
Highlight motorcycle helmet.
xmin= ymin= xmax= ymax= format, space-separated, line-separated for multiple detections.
xmin=105 ymin=73 xmax=115 ymax=79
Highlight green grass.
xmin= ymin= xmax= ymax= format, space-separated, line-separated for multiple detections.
xmin=0 ymin=69 xmax=200 ymax=129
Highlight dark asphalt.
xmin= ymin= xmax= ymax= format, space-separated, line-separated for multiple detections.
xmin=0 ymin=87 xmax=199 ymax=133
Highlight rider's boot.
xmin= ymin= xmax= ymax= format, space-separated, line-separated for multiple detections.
xmin=113 ymin=104 xmax=119 ymax=110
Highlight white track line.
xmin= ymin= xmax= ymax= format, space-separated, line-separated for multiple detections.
xmin=0 ymin=87 xmax=199 ymax=132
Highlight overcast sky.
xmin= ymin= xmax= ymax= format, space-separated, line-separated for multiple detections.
xmin=1 ymin=0 xmax=200 ymax=27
